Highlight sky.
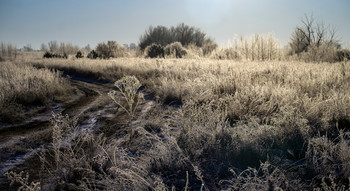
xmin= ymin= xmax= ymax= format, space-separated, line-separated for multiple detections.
xmin=0 ymin=0 xmax=349 ymax=50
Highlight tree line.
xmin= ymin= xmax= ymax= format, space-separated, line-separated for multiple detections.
xmin=1 ymin=15 xmax=349 ymax=62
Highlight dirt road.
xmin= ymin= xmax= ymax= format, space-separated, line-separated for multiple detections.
xmin=0 ymin=77 xmax=121 ymax=187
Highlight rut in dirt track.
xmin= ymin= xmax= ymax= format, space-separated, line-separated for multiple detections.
xmin=0 ymin=77 xmax=119 ymax=185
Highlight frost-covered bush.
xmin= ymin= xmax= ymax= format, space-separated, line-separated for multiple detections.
xmin=145 ymin=44 xmax=164 ymax=58
xmin=164 ymin=42 xmax=187 ymax=58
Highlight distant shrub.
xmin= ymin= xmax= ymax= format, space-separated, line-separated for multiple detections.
xmin=164 ymin=42 xmax=187 ymax=58
xmin=62 ymin=53 xmax=68 ymax=59
xmin=139 ymin=23 xmax=217 ymax=55
xmin=87 ymin=50 xmax=98 ymax=59
xmin=46 ymin=41 xmax=80 ymax=56
xmin=43 ymin=51 xmax=67 ymax=59
xmin=135 ymin=47 xmax=144 ymax=57
xmin=145 ymin=44 xmax=164 ymax=58
xmin=95 ymin=41 xmax=127 ymax=59
xmin=201 ymin=39 xmax=218 ymax=56
xmin=289 ymin=14 xmax=339 ymax=56
xmin=210 ymin=47 xmax=241 ymax=60
xmin=335 ymin=49 xmax=350 ymax=62
xmin=288 ymin=14 xmax=342 ymax=62
xmin=186 ymin=43 xmax=203 ymax=58
xmin=75 ymin=51 xmax=83 ymax=59
xmin=0 ymin=42 xmax=17 ymax=61
xmin=43 ymin=51 xmax=53 ymax=58
xmin=299 ymin=42 xmax=337 ymax=63
xmin=210 ymin=34 xmax=280 ymax=60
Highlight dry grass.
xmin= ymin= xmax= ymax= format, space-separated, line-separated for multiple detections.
xmin=30 ymin=58 xmax=350 ymax=131
xmin=0 ymin=61 xmax=72 ymax=123
xmin=211 ymin=33 xmax=281 ymax=61
xmin=5 ymin=56 xmax=350 ymax=190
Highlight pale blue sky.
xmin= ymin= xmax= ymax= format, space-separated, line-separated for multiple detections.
xmin=0 ymin=0 xmax=349 ymax=49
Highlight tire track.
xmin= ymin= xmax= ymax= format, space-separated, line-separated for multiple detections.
xmin=0 ymin=78 xmax=116 ymax=186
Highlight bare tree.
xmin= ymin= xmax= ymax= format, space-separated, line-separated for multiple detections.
xmin=59 ymin=42 xmax=66 ymax=55
xmin=139 ymin=23 xmax=217 ymax=54
xmin=84 ymin=44 xmax=91 ymax=51
xmin=40 ymin=43 xmax=48 ymax=52
xmin=23 ymin=44 xmax=33 ymax=52
xmin=0 ymin=42 xmax=17 ymax=60
xmin=95 ymin=41 xmax=127 ymax=59
xmin=48 ymin=41 xmax=59 ymax=52
xmin=289 ymin=14 xmax=339 ymax=54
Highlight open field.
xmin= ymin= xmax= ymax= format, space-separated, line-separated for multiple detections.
xmin=1 ymin=0 xmax=350 ymax=190
xmin=1 ymin=56 xmax=350 ymax=190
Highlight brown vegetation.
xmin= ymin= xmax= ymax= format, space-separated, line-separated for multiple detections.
xmin=0 ymin=61 xmax=72 ymax=123
xmin=2 ymin=56 xmax=346 ymax=189
xmin=1 ymin=17 xmax=350 ymax=189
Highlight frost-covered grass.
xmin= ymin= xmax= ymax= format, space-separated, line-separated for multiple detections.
xmin=32 ymin=58 xmax=350 ymax=132
xmin=5 ymin=57 xmax=350 ymax=190
xmin=0 ymin=61 xmax=72 ymax=123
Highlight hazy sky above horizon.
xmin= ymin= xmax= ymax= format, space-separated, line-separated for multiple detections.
xmin=1 ymin=0 xmax=349 ymax=49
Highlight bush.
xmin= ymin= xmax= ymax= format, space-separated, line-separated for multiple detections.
xmin=87 ymin=50 xmax=98 ymax=59
xmin=335 ymin=49 xmax=350 ymax=62
xmin=210 ymin=47 xmax=241 ymax=60
xmin=201 ymin=39 xmax=218 ymax=56
xmin=145 ymin=44 xmax=164 ymax=58
xmin=95 ymin=41 xmax=127 ymax=59
xmin=139 ymin=23 xmax=217 ymax=54
xmin=186 ymin=43 xmax=203 ymax=58
xmin=108 ymin=76 xmax=143 ymax=117
xmin=75 ymin=51 xmax=83 ymax=59
xmin=43 ymin=51 xmax=67 ymax=59
xmin=164 ymin=42 xmax=187 ymax=58
xmin=46 ymin=41 xmax=80 ymax=55
xmin=0 ymin=42 xmax=17 ymax=61
xmin=299 ymin=43 xmax=337 ymax=63
xmin=43 ymin=51 xmax=53 ymax=58
xmin=210 ymin=34 xmax=280 ymax=60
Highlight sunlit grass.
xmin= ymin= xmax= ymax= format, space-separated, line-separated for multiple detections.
xmin=0 ymin=61 xmax=72 ymax=123
xmin=32 ymin=58 xmax=350 ymax=131
xmin=4 ymin=56 xmax=350 ymax=189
